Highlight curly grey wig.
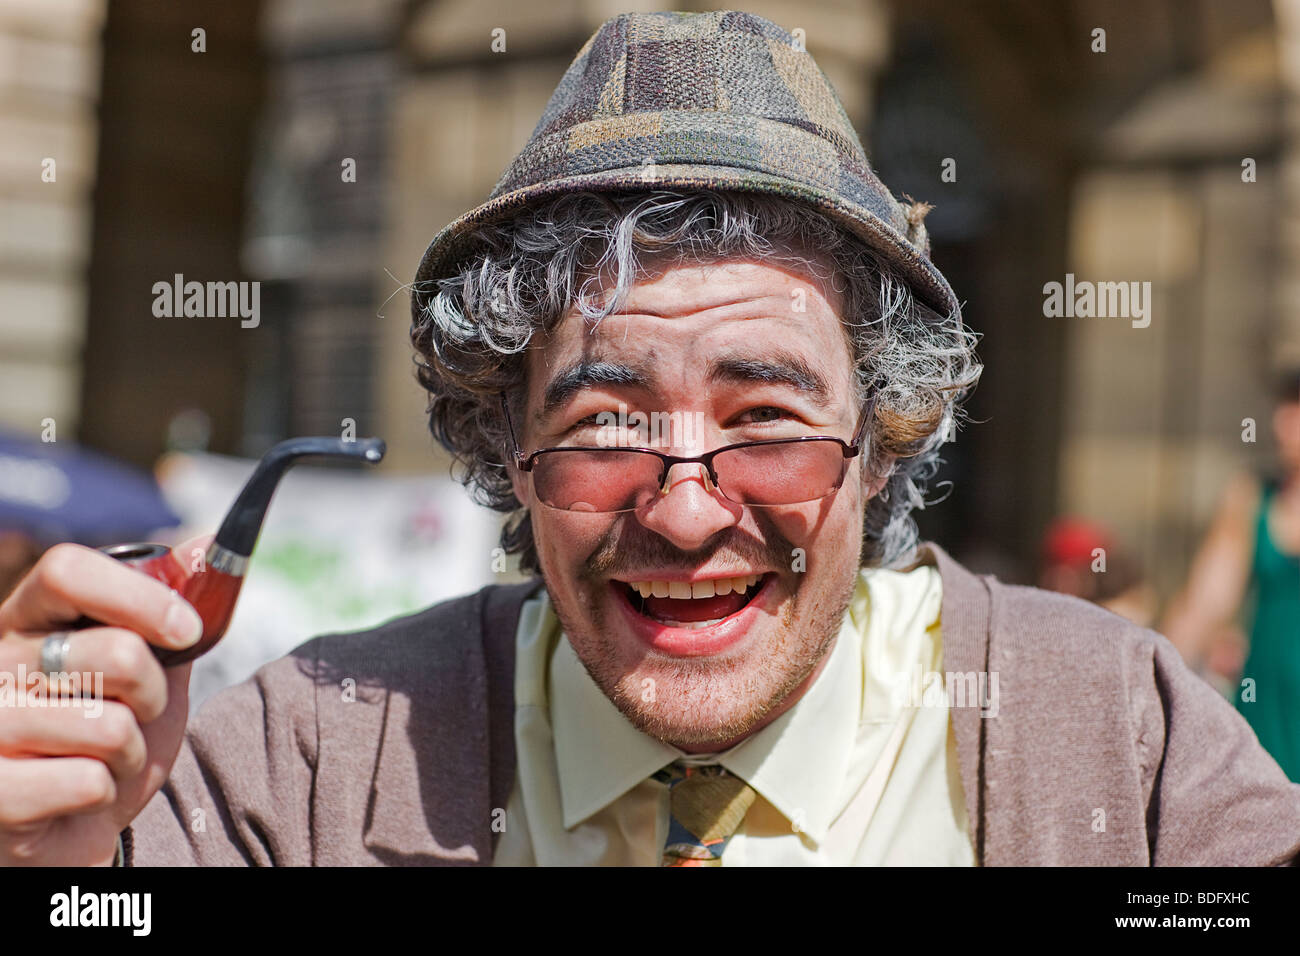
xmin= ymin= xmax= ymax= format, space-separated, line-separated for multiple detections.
xmin=410 ymin=189 xmax=981 ymax=574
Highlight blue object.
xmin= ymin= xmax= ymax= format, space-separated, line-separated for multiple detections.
xmin=0 ymin=430 xmax=179 ymax=546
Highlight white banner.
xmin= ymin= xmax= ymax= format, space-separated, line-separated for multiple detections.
xmin=154 ymin=450 xmax=503 ymax=712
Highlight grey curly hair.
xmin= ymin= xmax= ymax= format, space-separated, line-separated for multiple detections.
xmin=410 ymin=189 xmax=981 ymax=574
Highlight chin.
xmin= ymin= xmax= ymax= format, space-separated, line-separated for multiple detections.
xmin=556 ymin=579 xmax=835 ymax=749
xmin=607 ymin=655 xmax=780 ymax=747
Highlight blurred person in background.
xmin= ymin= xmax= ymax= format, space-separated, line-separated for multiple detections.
xmin=0 ymin=531 xmax=42 ymax=603
xmin=1037 ymin=517 xmax=1158 ymax=627
xmin=1162 ymin=367 xmax=1300 ymax=781
xmin=0 ymin=429 xmax=179 ymax=600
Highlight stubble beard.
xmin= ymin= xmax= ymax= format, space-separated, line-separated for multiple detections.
xmin=548 ymin=562 xmax=860 ymax=749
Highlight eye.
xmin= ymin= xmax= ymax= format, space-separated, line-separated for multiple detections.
xmin=572 ymin=410 xmax=627 ymax=429
xmin=737 ymin=406 xmax=798 ymax=424
xmin=566 ymin=410 xmax=651 ymax=443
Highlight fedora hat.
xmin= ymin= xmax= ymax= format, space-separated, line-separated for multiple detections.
xmin=413 ymin=9 xmax=959 ymax=319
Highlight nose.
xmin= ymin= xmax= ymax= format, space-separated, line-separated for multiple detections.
xmin=636 ymin=461 xmax=741 ymax=551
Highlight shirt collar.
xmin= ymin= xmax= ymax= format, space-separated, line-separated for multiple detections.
xmin=550 ymin=632 xmax=679 ymax=829
xmin=548 ymin=580 xmax=865 ymax=842
xmin=715 ymin=607 xmax=861 ymax=842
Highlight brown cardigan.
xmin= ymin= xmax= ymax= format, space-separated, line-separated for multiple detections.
xmin=125 ymin=542 xmax=1300 ymax=865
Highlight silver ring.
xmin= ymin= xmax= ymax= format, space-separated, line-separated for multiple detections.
xmin=40 ymin=632 xmax=72 ymax=676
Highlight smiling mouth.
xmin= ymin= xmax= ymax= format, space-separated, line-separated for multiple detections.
xmin=615 ymin=574 xmax=770 ymax=629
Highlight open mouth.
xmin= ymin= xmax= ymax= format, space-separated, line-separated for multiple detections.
xmin=615 ymin=573 xmax=771 ymax=629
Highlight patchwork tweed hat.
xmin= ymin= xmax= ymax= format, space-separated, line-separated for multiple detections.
xmin=413 ymin=9 xmax=959 ymax=319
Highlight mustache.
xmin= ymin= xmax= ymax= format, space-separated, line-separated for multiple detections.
xmin=584 ymin=517 xmax=796 ymax=579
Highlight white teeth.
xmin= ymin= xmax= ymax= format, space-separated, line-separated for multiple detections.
xmin=626 ymin=574 xmax=766 ymax=599
xmin=659 ymin=618 xmax=726 ymax=629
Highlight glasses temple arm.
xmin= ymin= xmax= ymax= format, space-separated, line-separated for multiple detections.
xmin=850 ymin=387 xmax=880 ymax=450
xmin=499 ymin=393 xmax=528 ymax=468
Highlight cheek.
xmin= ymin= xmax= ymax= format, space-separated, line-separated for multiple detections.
xmin=531 ymin=513 xmax=605 ymax=585
xmin=531 ymin=514 xmax=564 ymax=572
xmin=764 ymin=483 xmax=864 ymax=572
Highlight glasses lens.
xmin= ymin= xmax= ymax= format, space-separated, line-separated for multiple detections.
xmin=713 ymin=440 xmax=847 ymax=505
xmin=531 ymin=449 xmax=664 ymax=512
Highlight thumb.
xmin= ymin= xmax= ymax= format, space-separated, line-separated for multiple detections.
xmin=119 ymin=659 xmax=194 ymax=829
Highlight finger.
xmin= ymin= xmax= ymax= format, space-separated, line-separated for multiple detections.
xmin=0 ymin=627 xmax=169 ymax=724
xmin=0 ymin=755 xmax=115 ymax=826
xmin=0 ymin=701 xmax=146 ymax=780
xmin=0 ymin=542 xmax=204 ymax=651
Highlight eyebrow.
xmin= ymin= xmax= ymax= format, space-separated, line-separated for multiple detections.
xmin=706 ymin=351 xmax=834 ymax=406
xmin=539 ymin=360 xmax=653 ymax=420
xmin=538 ymin=349 xmax=836 ymax=421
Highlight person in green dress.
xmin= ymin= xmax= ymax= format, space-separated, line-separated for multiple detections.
xmin=1163 ymin=368 xmax=1300 ymax=781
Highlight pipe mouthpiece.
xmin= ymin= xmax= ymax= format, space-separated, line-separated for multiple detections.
xmin=214 ymin=435 xmax=386 ymax=558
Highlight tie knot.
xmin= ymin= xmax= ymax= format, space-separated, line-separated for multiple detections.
xmin=652 ymin=761 xmax=721 ymax=784
xmin=657 ymin=763 xmax=757 ymax=866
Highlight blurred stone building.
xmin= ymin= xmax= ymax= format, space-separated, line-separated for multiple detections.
xmin=3 ymin=0 xmax=1299 ymax=594
xmin=0 ymin=0 xmax=104 ymax=440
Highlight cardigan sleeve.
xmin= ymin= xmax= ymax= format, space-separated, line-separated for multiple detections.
xmin=123 ymin=644 xmax=321 ymax=866
xmin=1144 ymin=632 xmax=1300 ymax=865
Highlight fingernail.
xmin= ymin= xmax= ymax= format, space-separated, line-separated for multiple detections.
xmin=163 ymin=596 xmax=203 ymax=648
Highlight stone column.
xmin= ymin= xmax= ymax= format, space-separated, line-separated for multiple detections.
xmin=0 ymin=0 xmax=106 ymax=437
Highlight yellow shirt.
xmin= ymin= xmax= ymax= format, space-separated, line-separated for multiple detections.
xmin=493 ymin=564 xmax=976 ymax=865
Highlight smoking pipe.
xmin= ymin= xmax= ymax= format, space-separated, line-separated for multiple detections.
xmin=84 ymin=436 xmax=385 ymax=666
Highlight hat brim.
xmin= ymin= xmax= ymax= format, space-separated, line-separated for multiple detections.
xmin=412 ymin=164 xmax=960 ymax=320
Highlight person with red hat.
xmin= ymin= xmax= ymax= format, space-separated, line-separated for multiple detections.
xmin=1038 ymin=517 xmax=1157 ymax=627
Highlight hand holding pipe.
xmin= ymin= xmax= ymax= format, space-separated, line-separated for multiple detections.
xmin=76 ymin=436 xmax=385 ymax=666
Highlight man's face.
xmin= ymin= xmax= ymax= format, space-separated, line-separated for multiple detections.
xmin=511 ymin=257 xmax=879 ymax=751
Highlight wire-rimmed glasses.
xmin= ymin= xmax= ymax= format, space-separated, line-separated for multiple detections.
xmin=500 ymin=392 xmax=875 ymax=514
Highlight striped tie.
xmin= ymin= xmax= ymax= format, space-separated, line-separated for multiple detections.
xmin=654 ymin=763 xmax=757 ymax=866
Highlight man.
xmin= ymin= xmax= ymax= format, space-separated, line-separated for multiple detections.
xmin=1 ymin=10 xmax=1297 ymax=867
